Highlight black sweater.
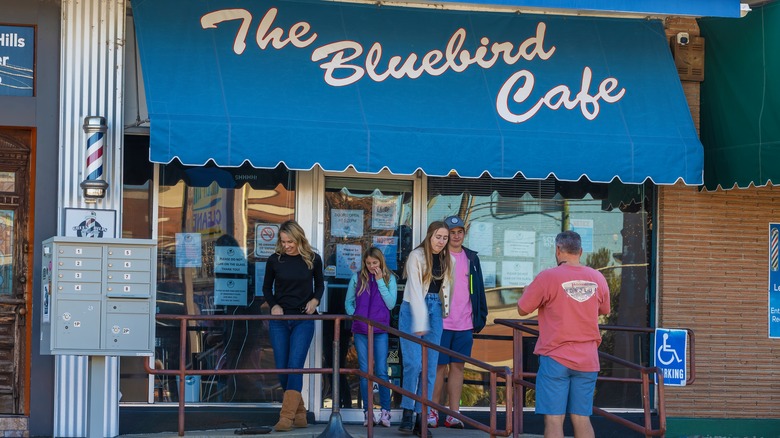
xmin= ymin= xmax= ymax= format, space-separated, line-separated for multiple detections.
xmin=262 ymin=252 xmax=324 ymax=313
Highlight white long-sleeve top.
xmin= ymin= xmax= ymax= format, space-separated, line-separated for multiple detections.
xmin=403 ymin=248 xmax=452 ymax=333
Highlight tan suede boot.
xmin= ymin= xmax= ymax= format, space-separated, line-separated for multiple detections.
xmin=273 ymin=390 xmax=299 ymax=432
xmin=293 ymin=395 xmax=308 ymax=428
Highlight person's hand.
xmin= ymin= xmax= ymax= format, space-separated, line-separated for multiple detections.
xmin=414 ymin=331 xmax=427 ymax=337
xmin=271 ymin=304 xmax=284 ymax=316
xmin=305 ymin=298 xmax=319 ymax=315
xmin=372 ymin=266 xmax=383 ymax=280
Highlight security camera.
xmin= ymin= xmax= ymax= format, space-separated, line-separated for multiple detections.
xmin=676 ymin=32 xmax=690 ymax=46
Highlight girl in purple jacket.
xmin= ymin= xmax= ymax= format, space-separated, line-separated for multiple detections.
xmin=345 ymin=247 xmax=398 ymax=427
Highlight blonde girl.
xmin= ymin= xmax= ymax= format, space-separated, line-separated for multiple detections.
xmin=345 ymin=247 xmax=397 ymax=427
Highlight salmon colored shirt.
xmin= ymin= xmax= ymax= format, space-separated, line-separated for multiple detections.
xmin=517 ymin=263 xmax=610 ymax=372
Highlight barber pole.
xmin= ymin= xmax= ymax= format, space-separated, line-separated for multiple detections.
xmin=83 ymin=116 xmax=107 ymax=181
xmin=771 ymin=227 xmax=779 ymax=272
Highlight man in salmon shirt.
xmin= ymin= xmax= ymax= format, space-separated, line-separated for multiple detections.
xmin=517 ymin=230 xmax=610 ymax=438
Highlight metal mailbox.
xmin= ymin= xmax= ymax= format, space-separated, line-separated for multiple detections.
xmin=40 ymin=237 xmax=157 ymax=356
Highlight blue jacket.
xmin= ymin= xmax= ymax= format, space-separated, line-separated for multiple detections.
xmin=462 ymin=247 xmax=488 ymax=333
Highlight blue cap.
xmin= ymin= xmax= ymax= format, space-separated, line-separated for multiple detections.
xmin=445 ymin=216 xmax=466 ymax=229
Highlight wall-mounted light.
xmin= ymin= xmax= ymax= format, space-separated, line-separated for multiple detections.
xmin=81 ymin=116 xmax=109 ymax=203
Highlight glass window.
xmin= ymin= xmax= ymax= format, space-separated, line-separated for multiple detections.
xmin=0 ymin=172 xmax=14 ymax=193
xmin=119 ymin=136 xmax=155 ymax=402
xmin=153 ymin=161 xmax=296 ymax=403
xmin=427 ymin=176 xmax=652 ymax=410
xmin=320 ymin=177 xmax=414 ymax=410
xmin=0 ymin=210 xmax=13 ymax=296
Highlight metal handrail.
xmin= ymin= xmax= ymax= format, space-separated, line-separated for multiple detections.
xmin=351 ymin=315 xmax=513 ymax=437
xmin=145 ymin=313 xmax=513 ymax=437
xmin=494 ymin=319 xmax=696 ymax=438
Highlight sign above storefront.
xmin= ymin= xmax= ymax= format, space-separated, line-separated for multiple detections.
xmin=0 ymin=25 xmax=34 ymax=97
xmin=133 ymin=0 xmax=703 ymax=184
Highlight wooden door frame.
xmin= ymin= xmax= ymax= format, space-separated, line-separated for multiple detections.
xmin=0 ymin=128 xmax=34 ymax=416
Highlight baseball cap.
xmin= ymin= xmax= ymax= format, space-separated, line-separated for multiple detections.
xmin=445 ymin=216 xmax=465 ymax=229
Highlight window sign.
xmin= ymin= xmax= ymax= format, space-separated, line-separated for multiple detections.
xmin=482 ymin=261 xmax=496 ymax=288
xmin=254 ymin=223 xmax=279 ymax=258
xmin=214 ymin=278 xmax=248 ymax=306
xmin=0 ymin=25 xmax=34 ymax=97
xmin=467 ymin=221 xmax=493 ymax=256
xmin=501 ymin=260 xmax=534 ymax=287
xmin=254 ymin=262 xmax=267 ymax=297
xmin=570 ymin=218 xmax=594 ymax=252
xmin=175 ymin=233 xmax=202 ymax=267
xmin=214 ymin=245 xmax=247 ymax=274
xmin=372 ymin=236 xmax=398 ymax=270
xmin=336 ymin=244 xmax=362 ymax=279
xmin=504 ymin=230 xmax=536 ymax=258
xmin=372 ymin=194 xmax=399 ymax=230
xmin=331 ymin=209 xmax=364 ymax=238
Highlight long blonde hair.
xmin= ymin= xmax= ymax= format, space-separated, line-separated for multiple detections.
xmin=407 ymin=221 xmax=451 ymax=285
xmin=356 ymin=247 xmax=394 ymax=296
xmin=275 ymin=220 xmax=316 ymax=270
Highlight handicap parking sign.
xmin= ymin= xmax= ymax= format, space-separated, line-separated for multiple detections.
xmin=654 ymin=328 xmax=687 ymax=386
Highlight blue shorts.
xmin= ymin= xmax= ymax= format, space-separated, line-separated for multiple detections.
xmin=437 ymin=329 xmax=473 ymax=365
xmin=535 ymin=355 xmax=597 ymax=416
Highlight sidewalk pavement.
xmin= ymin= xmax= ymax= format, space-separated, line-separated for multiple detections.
xmin=119 ymin=422 xmax=545 ymax=437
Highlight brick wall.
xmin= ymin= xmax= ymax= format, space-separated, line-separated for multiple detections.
xmin=658 ymin=183 xmax=780 ymax=418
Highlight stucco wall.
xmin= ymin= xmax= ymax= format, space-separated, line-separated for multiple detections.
xmin=658 ymin=183 xmax=780 ymax=419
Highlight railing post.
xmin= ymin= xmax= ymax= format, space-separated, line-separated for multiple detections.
xmin=178 ymin=317 xmax=187 ymax=437
xmin=512 ymin=327 xmax=522 ymax=437
xmin=317 ymin=316 xmax=353 ymax=438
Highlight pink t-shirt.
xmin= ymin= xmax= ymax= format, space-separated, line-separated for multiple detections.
xmin=517 ymin=264 xmax=610 ymax=372
xmin=444 ymin=249 xmax=473 ymax=331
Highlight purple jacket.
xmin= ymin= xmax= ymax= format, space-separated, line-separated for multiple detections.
xmin=345 ymin=273 xmax=398 ymax=335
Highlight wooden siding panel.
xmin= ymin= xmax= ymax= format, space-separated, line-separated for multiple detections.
xmin=658 ymin=183 xmax=780 ymax=418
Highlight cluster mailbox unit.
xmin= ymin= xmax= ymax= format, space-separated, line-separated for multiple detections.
xmin=40 ymin=237 xmax=158 ymax=356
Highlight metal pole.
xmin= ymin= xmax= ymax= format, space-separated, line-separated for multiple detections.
xmin=317 ymin=316 xmax=353 ymax=438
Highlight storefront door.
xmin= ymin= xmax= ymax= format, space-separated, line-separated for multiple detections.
xmin=318 ymin=176 xmax=417 ymax=418
xmin=0 ymin=130 xmax=32 ymax=414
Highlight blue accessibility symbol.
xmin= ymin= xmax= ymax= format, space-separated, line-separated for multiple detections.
xmin=654 ymin=328 xmax=687 ymax=386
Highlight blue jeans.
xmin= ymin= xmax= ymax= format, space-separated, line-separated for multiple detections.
xmin=269 ymin=319 xmax=315 ymax=392
xmin=354 ymin=332 xmax=391 ymax=411
xmin=399 ymin=295 xmax=443 ymax=414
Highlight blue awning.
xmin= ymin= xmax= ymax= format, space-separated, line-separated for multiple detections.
xmin=418 ymin=0 xmax=743 ymax=18
xmin=132 ymin=0 xmax=704 ymax=185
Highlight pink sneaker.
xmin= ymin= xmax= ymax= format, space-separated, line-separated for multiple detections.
xmin=379 ymin=409 xmax=392 ymax=427
xmin=427 ymin=409 xmax=439 ymax=428
xmin=444 ymin=415 xmax=464 ymax=429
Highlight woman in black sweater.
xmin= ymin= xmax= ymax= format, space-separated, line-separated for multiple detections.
xmin=262 ymin=220 xmax=324 ymax=431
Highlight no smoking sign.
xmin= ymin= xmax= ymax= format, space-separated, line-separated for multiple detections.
xmin=255 ymin=223 xmax=279 ymax=258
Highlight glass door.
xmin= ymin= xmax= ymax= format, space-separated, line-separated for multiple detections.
xmin=319 ymin=177 xmax=415 ymax=414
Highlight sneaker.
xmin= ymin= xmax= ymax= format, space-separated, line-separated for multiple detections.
xmin=380 ymin=409 xmax=392 ymax=427
xmin=444 ymin=415 xmax=464 ymax=429
xmin=399 ymin=409 xmax=415 ymax=434
xmin=363 ymin=411 xmax=378 ymax=427
xmin=427 ymin=409 xmax=438 ymax=428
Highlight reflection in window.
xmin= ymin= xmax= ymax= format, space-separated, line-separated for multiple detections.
xmin=0 ymin=172 xmax=14 ymax=192
xmin=154 ymin=162 xmax=295 ymax=403
xmin=427 ymin=176 xmax=652 ymax=410
xmin=0 ymin=210 xmax=13 ymax=295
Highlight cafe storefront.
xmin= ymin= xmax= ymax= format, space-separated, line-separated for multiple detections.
xmin=35 ymin=0 xmax=748 ymax=436
xmin=120 ymin=0 xmax=704 ymax=424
